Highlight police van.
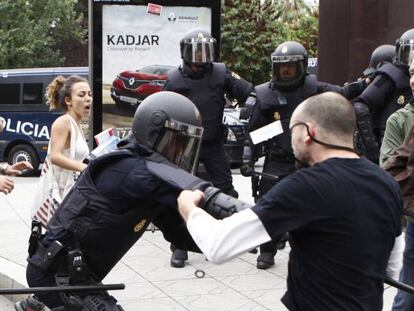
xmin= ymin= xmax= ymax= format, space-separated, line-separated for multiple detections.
xmin=0 ymin=67 xmax=88 ymax=176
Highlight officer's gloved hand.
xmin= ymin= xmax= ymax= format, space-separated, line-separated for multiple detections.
xmin=344 ymin=79 xmax=368 ymax=99
xmin=240 ymin=145 xmax=255 ymax=175
xmin=240 ymin=163 xmax=254 ymax=177
xmin=240 ymin=92 xmax=256 ymax=120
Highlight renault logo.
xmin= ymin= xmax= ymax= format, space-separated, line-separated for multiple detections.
xmin=129 ymin=77 xmax=135 ymax=85
xmin=168 ymin=12 xmax=176 ymax=21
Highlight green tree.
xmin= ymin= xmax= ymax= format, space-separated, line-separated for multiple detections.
xmin=221 ymin=0 xmax=319 ymax=85
xmin=0 ymin=0 xmax=87 ymax=69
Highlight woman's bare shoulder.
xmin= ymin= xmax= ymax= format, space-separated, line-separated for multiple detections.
xmin=51 ymin=114 xmax=71 ymax=131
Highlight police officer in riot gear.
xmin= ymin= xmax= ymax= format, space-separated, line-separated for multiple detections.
xmin=354 ymin=29 xmax=414 ymax=163
xmin=163 ymin=28 xmax=253 ymax=268
xmin=244 ymin=41 xmax=367 ymax=270
xmin=363 ymin=44 xmax=396 ymax=77
xmin=18 ymin=92 xmax=210 ymax=311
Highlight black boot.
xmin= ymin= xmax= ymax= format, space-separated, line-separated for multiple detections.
xmin=257 ymin=252 xmax=276 ymax=270
xmin=170 ymin=246 xmax=188 ymax=268
xmin=15 ymin=295 xmax=45 ymax=311
xmin=257 ymin=241 xmax=277 ymax=270
xmin=275 ymin=232 xmax=289 ymax=250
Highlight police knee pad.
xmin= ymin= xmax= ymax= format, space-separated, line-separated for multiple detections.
xmin=61 ymin=292 xmax=124 ymax=311
xmin=81 ymin=293 xmax=124 ymax=311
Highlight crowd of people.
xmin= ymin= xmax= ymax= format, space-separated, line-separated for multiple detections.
xmin=2 ymin=26 xmax=414 ymax=311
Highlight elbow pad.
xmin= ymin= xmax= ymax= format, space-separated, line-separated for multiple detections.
xmin=200 ymin=186 xmax=253 ymax=219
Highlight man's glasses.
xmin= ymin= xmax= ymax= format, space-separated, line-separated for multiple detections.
xmin=289 ymin=122 xmax=308 ymax=135
xmin=288 ymin=121 xmax=358 ymax=154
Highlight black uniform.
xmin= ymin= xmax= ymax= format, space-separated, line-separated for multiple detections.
xmin=354 ymin=62 xmax=412 ymax=162
xmin=26 ymin=144 xmax=200 ymax=309
xmin=248 ymin=74 xmax=365 ymax=259
xmin=163 ymin=62 xmax=253 ymax=194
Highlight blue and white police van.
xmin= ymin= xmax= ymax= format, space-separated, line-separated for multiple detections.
xmin=0 ymin=67 xmax=88 ymax=175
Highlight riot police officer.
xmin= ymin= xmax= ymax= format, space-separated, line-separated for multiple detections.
xmin=244 ymin=41 xmax=367 ymax=270
xmin=163 ymin=28 xmax=253 ymax=268
xmin=354 ymin=28 xmax=414 ymax=163
xmin=362 ymin=44 xmax=396 ymax=77
xmin=17 ymin=92 xmax=208 ymax=311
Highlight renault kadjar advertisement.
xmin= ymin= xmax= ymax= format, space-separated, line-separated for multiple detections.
xmin=101 ymin=4 xmax=212 ymax=130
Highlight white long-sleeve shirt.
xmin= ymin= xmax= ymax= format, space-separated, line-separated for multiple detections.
xmin=186 ymin=207 xmax=271 ymax=264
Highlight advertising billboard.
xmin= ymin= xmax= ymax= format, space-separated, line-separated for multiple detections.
xmin=90 ymin=0 xmax=221 ymax=140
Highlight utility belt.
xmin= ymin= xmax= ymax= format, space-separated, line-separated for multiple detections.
xmin=27 ymin=221 xmax=91 ymax=285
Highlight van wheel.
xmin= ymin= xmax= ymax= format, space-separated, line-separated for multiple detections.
xmin=7 ymin=144 xmax=39 ymax=176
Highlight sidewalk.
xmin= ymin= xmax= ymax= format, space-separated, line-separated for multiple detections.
xmin=0 ymin=174 xmax=397 ymax=310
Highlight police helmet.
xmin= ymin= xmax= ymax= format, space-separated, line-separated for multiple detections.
xmin=396 ymin=28 xmax=414 ymax=67
xmin=180 ymin=28 xmax=216 ymax=65
xmin=363 ymin=44 xmax=396 ymax=76
xmin=271 ymin=41 xmax=308 ymax=89
xmin=132 ymin=91 xmax=203 ymax=173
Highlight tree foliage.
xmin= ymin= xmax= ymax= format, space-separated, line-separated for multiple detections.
xmin=0 ymin=0 xmax=317 ymax=77
xmin=0 ymin=0 xmax=87 ymax=69
xmin=221 ymin=0 xmax=319 ymax=85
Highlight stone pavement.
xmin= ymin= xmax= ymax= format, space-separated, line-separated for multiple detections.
xmin=0 ymin=171 xmax=398 ymax=310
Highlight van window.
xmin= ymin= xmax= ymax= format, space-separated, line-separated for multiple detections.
xmin=23 ymin=83 xmax=43 ymax=105
xmin=0 ymin=84 xmax=20 ymax=105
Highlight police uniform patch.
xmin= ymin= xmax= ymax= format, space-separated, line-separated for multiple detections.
xmin=134 ymin=219 xmax=147 ymax=232
xmin=231 ymin=71 xmax=241 ymax=79
xmin=273 ymin=112 xmax=281 ymax=120
xmin=397 ymin=95 xmax=405 ymax=105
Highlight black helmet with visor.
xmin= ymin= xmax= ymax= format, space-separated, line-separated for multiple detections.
xmin=396 ymin=28 xmax=414 ymax=68
xmin=271 ymin=41 xmax=308 ymax=90
xmin=363 ymin=44 xmax=396 ymax=76
xmin=180 ymin=28 xmax=216 ymax=65
xmin=132 ymin=92 xmax=203 ymax=173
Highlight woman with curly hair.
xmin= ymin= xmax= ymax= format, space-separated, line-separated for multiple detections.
xmin=46 ymin=75 xmax=92 ymax=198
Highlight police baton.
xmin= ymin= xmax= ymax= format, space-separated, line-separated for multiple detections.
xmin=0 ymin=283 xmax=125 ymax=295
xmin=384 ymin=277 xmax=414 ymax=295
xmin=240 ymin=165 xmax=279 ymax=181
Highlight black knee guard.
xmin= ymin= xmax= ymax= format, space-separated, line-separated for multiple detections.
xmin=61 ymin=291 xmax=124 ymax=311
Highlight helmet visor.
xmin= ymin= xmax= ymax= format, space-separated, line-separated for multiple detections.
xmin=271 ymin=55 xmax=305 ymax=87
xmin=397 ymin=42 xmax=414 ymax=66
xmin=155 ymin=119 xmax=203 ymax=173
xmin=182 ymin=38 xmax=216 ymax=65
